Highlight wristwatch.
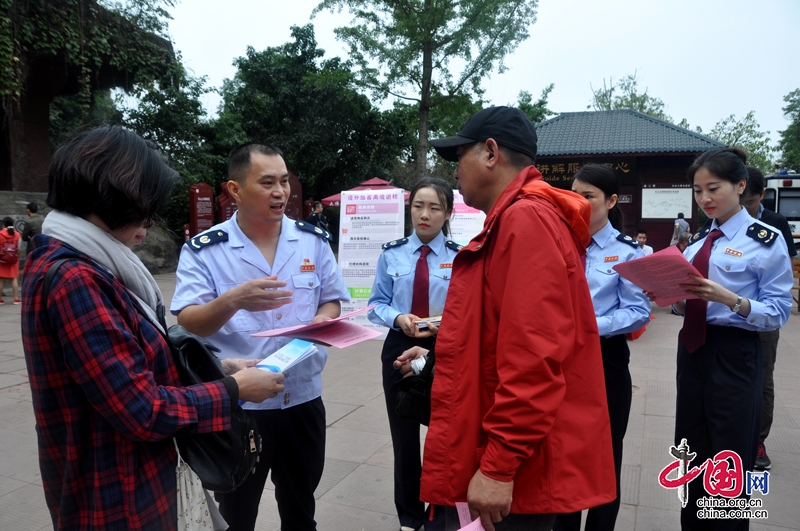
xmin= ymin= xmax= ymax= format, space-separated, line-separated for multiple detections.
xmin=730 ymin=295 xmax=743 ymax=313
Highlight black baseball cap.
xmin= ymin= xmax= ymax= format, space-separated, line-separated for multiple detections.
xmin=429 ymin=106 xmax=538 ymax=163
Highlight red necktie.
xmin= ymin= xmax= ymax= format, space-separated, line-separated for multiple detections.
xmin=410 ymin=246 xmax=431 ymax=318
xmin=683 ymin=229 xmax=723 ymax=353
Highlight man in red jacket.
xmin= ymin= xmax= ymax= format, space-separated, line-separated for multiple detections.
xmin=397 ymin=107 xmax=616 ymax=531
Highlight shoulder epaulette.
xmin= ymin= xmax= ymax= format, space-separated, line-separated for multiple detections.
xmin=617 ymin=234 xmax=639 ymax=248
xmin=445 ymin=240 xmax=463 ymax=252
xmin=688 ymin=226 xmax=712 ymax=247
xmin=188 ymin=230 xmax=228 ymax=252
xmin=382 ymin=237 xmax=409 ymax=250
xmin=746 ymin=222 xmax=778 ymax=247
xmin=295 ymin=220 xmax=332 ymax=242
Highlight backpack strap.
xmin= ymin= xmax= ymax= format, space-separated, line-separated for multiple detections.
xmin=41 ymin=259 xmax=71 ymax=311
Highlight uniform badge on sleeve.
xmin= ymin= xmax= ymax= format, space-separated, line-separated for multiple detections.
xmin=300 ymin=258 xmax=316 ymax=272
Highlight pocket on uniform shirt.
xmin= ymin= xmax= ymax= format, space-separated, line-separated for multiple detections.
xmin=291 ymin=273 xmax=320 ymax=322
xmin=386 ymin=265 xmax=412 ymax=287
xmin=595 ymin=265 xmax=619 ymax=277
xmin=431 ymin=269 xmax=453 ymax=282
xmin=712 ymin=256 xmax=747 ymax=276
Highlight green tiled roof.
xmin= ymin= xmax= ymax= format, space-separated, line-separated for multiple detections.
xmin=535 ymin=110 xmax=725 ymax=156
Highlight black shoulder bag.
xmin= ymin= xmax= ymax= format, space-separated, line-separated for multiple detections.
xmin=43 ymin=259 xmax=261 ymax=493
xmin=394 ymin=348 xmax=435 ymax=426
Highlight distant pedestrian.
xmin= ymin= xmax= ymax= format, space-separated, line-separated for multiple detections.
xmin=22 ymin=202 xmax=44 ymax=258
xmin=675 ymin=231 xmax=692 ymax=253
xmin=305 ymin=201 xmax=329 ymax=231
xmin=634 ymin=229 xmax=653 ymax=255
xmin=0 ymin=217 xmax=21 ymax=304
xmin=670 ymin=213 xmax=690 ymax=245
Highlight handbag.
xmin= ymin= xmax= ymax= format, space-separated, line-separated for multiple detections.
xmin=175 ymin=440 xmax=229 ymax=530
xmin=394 ymin=349 xmax=435 ymax=426
xmin=42 ymin=258 xmax=262 ymax=493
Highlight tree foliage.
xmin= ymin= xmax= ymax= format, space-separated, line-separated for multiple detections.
xmin=516 ymin=83 xmax=555 ymax=124
xmin=313 ymin=0 xmax=539 ymax=180
xmin=706 ymin=111 xmax=776 ymax=174
xmin=589 ymin=73 xmax=672 ymax=122
xmin=778 ymin=89 xmax=800 ymax=172
xmin=2 ymin=0 xmax=176 ymax=112
xmin=215 ymin=24 xmax=409 ymax=199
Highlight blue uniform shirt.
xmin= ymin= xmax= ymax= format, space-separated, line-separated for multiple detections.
xmin=368 ymin=231 xmax=458 ymax=329
xmin=586 ymin=221 xmax=651 ymax=337
xmin=171 ymin=213 xmax=350 ymax=410
xmin=684 ymin=207 xmax=792 ymax=331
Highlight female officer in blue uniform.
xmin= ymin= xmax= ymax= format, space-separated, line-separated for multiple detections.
xmin=368 ymin=177 xmax=458 ymax=531
xmin=659 ymin=148 xmax=792 ymax=529
xmin=555 ymin=164 xmax=650 ymax=531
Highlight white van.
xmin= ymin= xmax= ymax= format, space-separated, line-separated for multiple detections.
xmin=764 ymin=171 xmax=800 ymax=249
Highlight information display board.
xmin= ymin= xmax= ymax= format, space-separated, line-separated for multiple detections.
xmin=641 ymin=187 xmax=694 ymax=219
xmin=338 ymin=190 xmax=406 ymax=337
xmin=449 ymin=191 xmax=486 ymax=246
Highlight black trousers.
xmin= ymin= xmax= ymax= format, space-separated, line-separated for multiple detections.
xmin=758 ymin=330 xmax=779 ymax=443
xmin=554 ymin=334 xmax=631 ymax=531
xmin=444 ymin=506 xmax=555 ymax=531
xmin=382 ymin=329 xmax=435 ymax=530
xmin=216 ymin=398 xmax=326 ymax=531
xmin=676 ymin=325 xmax=761 ymax=531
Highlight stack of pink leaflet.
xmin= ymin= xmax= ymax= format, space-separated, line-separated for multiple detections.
xmin=612 ymin=245 xmax=704 ymax=306
xmin=251 ymin=306 xmax=381 ymax=348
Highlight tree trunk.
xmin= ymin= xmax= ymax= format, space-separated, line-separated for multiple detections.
xmin=415 ymin=0 xmax=434 ymax=181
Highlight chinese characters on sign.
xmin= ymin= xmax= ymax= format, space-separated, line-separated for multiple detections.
xmin=536 ymin=159 xmax=635 ymax=185
xmin=338 ymin=190 xmax=406 ymax=337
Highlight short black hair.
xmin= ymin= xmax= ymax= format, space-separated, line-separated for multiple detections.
xmin=745 ymin=166 xmax=765 ymax=197
xmin=26 ymin=202 xmax=38 ymax=213
xmin=635 ymin=229 xmax=647 ymax=237
xmin=687 ymin=147 xmax=748 ymax=186
xmin=313 ymin=201 xmax=323 ymax=209
xmin=499 ymin=146 xmax=534 ymax=171
xmin=677 ymin=212 xmax=684 ymax=219
xmin=228 ymin=143 xmax=286 ymax=183
xmin=47 ymin=126 xmax=177 ymax=231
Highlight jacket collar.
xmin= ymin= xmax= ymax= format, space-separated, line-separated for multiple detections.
xmin=461 ymin=166 xmax=592 ymax=254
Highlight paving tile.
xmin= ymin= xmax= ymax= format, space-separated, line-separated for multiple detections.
xmin=319 ymin=464 xmax=395 ymax=515
xmin=772 ymin=405 xmax=800 ymax=429
xmin=324 ymin=427 xmax=391 ymax=463
xmin=643 ymin=415 xmax=675 ymax=441
xmin=641 ymin=438 xmax=677 ymax=472
xmin=315 ymin=458 xmax=360 ymax=499
xmin=0 ymin=357 xmax=27 ymax=374
xmin=0 ymin=382 xmax=31 ymax=401
xmin=621 ymin=465 xmax=640 ymax=505
xmin=0 ymin=373 xmax=27 ymax=390
xmin=314 ymin=498 xmax=398 ymax=531
xmin=623 ymin=436 xmax=643 ymax=466
xmin=324 ymin=401 xmax=358 ymax=427
xmin=331 ymin=402 xmax=391 ymax=435
xmin=0 ymin=428 xmax=41 ymax=483
xmin=764 ymin=427 xmax=800 ymax=454
xmin=365 ymin=441 xmax=395 ymax=470
xmin=645 ymin=394 xmax=676 ymax=417
xmin=626 ymin=412 xmax=645 ymax=438
xmin=616 ymin=502 xmax=637 ymax=529
xmin=0 ymin=474 xmax=28 ymax=497
xmin=0 ymin=483 xmax=52 ymax=531
xmin=323 ymin=382 xmax=384 ymax=406
xmin=638 ymin=468 xmax=681 ymax=511
xmin=647 ymin=379 xmax=677 ymax=398
xmin=634 ymin=506 xmax=681 ymax=531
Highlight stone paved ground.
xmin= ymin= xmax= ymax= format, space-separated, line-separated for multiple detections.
xmin=1 ymin=274 xmax=798 ymax=530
